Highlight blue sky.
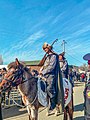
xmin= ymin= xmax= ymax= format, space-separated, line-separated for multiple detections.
xmin=0 ymin=0 xmax=90 ymax=66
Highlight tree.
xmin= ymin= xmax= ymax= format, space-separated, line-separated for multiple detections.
xmin=79 ymin=64 xmax=88 ymax=72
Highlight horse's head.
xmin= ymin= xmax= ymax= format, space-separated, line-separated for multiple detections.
xmin=0 ymin=58 xmax=31 ymax=92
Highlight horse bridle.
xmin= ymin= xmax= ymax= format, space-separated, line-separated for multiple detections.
xmin=0 ymin=67 xmax=25 ymax=93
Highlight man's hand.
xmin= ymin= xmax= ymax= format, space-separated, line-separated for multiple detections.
xmin=38 ymin=75 xmax=46 ymax=81
xmin=39 ymin=71 xmax=43 ymax=76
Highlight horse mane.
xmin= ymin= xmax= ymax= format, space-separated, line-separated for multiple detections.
xmin=7 ymin=61 xmax=31 ymax=74
xmin=8 ymin=62 xmax=24 ymax=69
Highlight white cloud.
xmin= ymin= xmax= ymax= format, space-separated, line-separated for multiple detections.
xmin=12 ymin=30 xmax=45 ymax=50
xmin=2 ymin=30 xmax=45 ymax=64
xmin=51 ymin=12 xmax=65 ymax=24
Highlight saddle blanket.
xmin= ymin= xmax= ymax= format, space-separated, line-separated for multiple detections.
xmin=37 ymin=78 xmax=48 ymax=107
xmin=63 ymin=78 xmax=72 ymax=107
xmin=37 ymin=77 xmax=72 ymax=107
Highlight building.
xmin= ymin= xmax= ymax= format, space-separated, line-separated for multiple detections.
xmin=0 ymin=55 xmax=3 ymax=65
xmin=24 ymin=60 xmax=41 ymax=71
xmin=0 ymin=65 xmax=7 ymax=69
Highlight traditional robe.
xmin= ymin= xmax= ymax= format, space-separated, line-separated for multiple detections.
xmin=60 ymin=60 xmax=68 ymax=79
xmin=42 ymin=53 xmax=64 ymax=111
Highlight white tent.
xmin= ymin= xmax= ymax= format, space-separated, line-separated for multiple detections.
xmin=0 ymin=65 xmax=8 ymax=70
xmin=78 ymin=68 xmax=85 ymax=74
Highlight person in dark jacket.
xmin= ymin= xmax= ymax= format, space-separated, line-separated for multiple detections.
xmin=39 ymin=42 xmax=64 ymax=115
xmin=59 ymin=52 xmax=68 ymax=79
xmin=68 ymin=68 xmax=74 ymax=87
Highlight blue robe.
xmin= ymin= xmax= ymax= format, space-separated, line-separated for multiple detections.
xmin=60 ymin=60 xmax=68 ymax=79
xmin=42 ymin=53 xmax=64 ymax=111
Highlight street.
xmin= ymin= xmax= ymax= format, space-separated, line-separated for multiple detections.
xmin=3 ymin=82 xmax=85 ymax=120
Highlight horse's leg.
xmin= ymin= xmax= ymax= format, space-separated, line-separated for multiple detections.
xmin=68 ymin=101 xmax=73 ymax=120
xmin=26 ymin=98 xmax=38 ymax=120
xmin=63 ymin=107 xmax=68 ymax=120
xmin=26 ymin=99 xmax=31 ymax=120
xmin=26 ymin=106 xmax=31 ymax=120
xmin=30 ymin=107 xmax=38 ymax=120
xmin=68 ymin=108 xmax=73 ymax=120
xmin=29 ymin=115 xmax=31 ymax=120
xmin=72 ymin=91 xmax=74 ymax=111
xmin=22 ymin=96 xmax=26 ymax=105
xmin=35 ymin=108 xmax=38 ymax=120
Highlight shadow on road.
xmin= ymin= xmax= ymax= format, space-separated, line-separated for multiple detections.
xmin=74 ymin=103 xmax=84 ymax=112
xmin=74 ymin=116 xmax=84 ymax=120
xmin=2 ymin=106 xmax=27 ymax=119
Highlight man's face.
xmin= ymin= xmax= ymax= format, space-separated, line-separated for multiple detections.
xmin=59 ymin=55 xmax=63 ymax=60
xmin=43 ymin=47 xmax=49 ymax=53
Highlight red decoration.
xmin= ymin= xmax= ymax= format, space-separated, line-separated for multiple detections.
xmin=88 ymin=60 xmax=90 ymax=65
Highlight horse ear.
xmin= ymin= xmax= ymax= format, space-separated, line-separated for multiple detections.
xmin=15 ymin=58 xmax=20 ymax=66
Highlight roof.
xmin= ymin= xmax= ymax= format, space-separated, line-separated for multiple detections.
xmin=24 ymin=60 xmax=40 ymax=66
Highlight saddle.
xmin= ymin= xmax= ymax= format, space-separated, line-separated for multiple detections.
xmin=37 ymin=78 xmax=48 ymax=107
xmin=40 ymin=80 xmax=47 ymax=92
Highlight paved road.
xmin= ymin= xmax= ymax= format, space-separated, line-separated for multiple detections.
xmin=2 ymin=82 xmax=85 ymax=120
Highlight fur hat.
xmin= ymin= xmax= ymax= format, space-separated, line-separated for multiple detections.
xmin=42 ymin=42 xmax=52 ymax=50
xmin=59 ymin=52 xmax=66 ymax=60
xmin=59 ymin=52 xmax=65 ymax=56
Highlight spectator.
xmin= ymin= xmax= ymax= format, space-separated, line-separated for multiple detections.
xmin=68 ymin=68 xmax=74 ymax=87
xmin=81 ymin=73 xmax=85 ymax=82
xmin=59 ymin=52 xmax=68 ymax=79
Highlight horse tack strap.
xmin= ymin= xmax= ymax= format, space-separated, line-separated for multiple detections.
xmin=11 ymin=93 xmax=38 ymax=109
xmin=25 ymin=93 xmax=38 ymax=107
xmin=21 ymin=76 xmax=35 ymax=84
xmin=21 ymin=77 xmax=28 ymax=84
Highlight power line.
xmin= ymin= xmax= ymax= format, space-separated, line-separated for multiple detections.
xmin=66 ymin=52 xmax=84 ymax=64
xmin=60 ymin=40 xmax=85 ymax=65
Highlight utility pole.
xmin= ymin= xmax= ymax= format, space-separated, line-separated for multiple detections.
xmin=61 ymin=40 xmax=67 ymax=53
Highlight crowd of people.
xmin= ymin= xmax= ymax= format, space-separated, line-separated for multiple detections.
xmin=0 ymin=68 xmax=7 ymax=107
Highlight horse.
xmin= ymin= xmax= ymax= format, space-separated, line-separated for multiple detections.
xmin=0 ymin=59 xmax=39 ymax=120
xmin=0 ymin=58 xmax=73 ymax=120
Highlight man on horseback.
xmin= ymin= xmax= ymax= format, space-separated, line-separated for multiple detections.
xmin=59 ymin=52 xmax=68 ymax=79
xmin=39 ymin=42 xmax=64 ymax=115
